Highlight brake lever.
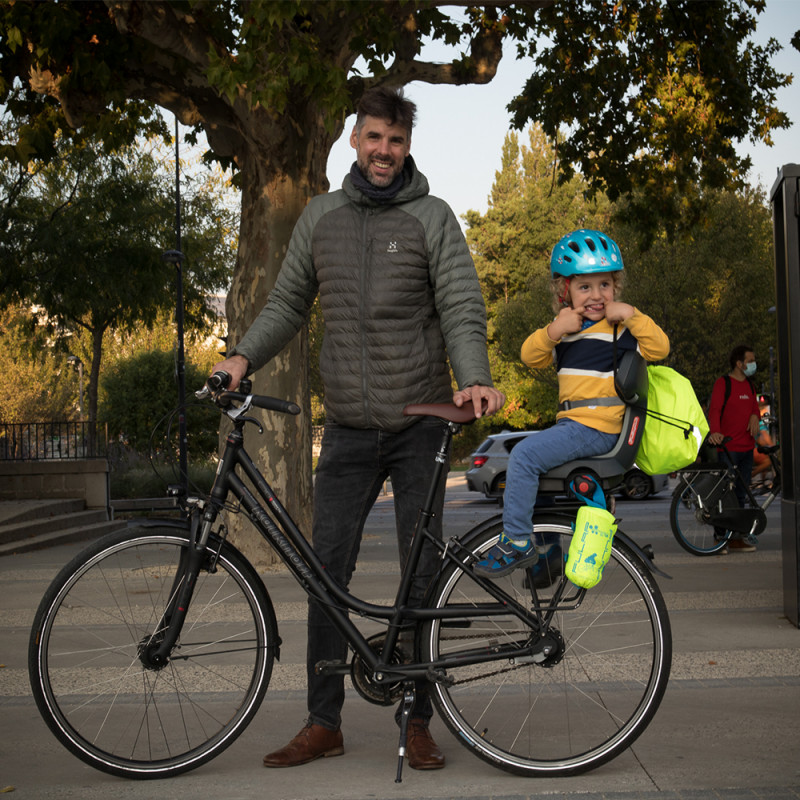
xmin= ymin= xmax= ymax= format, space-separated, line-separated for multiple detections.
xmin=221 ymin=395 xmax=263 ymax=432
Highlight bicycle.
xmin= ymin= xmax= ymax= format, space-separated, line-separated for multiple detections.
xmin=28 ymin=364 xmax=672 ymax=782
xmin=670 ymin=440 xmax=782 ymax=556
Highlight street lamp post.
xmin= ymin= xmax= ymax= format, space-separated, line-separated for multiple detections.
xmin=163 ymin=114 xmax=188 ymax=494
xmin=162 ymin=249 xmax=188 ymax=493
xmin=66 ymin=355 xmax=84 ymax=421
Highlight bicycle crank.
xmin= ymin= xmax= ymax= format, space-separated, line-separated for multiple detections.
xmin=351 ymin=632 xmax=413 ymax=706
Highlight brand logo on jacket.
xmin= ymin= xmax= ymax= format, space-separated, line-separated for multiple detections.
xmin=387 ymin=241 xmax=398 ymax=253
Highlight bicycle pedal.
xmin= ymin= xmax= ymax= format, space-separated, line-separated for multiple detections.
xmin=425 ymin=667 xmax=454 ymax=687
xmin=314 ymin=660 xmax=350 ymax=675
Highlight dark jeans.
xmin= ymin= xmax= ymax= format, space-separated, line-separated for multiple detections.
xmin=307 ymin=418 xmax=449 ymax=731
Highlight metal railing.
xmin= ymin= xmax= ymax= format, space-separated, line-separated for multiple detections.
xmin=0 ymin=421 xmax=106 ymax=461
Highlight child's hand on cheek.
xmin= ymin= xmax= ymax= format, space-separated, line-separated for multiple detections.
xmin=548 ymin=305 xmax=586 ymax=340
xmin=605 ymin=301 xmax=635 ymax=324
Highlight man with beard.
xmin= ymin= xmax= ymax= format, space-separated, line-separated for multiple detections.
xmin=213 ymin=86 xmax=504 ymax=771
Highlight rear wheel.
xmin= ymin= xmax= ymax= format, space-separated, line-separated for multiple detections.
xmin=421 ymin=517 xmax=672 ymax=776
xmin=29 ymin=526 xmax=275 ymax=779
xmin=670 ymin=470 xmax=734 ymax=555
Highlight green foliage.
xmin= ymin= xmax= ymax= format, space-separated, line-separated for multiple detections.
xmin=108 ymin=456 xmax=218 ymax=500
xmin=99 ymin=349 xmax=220 ymax=458
xmin=610 ymin=186 xmax=777 ymax=401
xmin=508 ymin=0 xmax=792 ymax=238
xmin=0 ymin=303 xmax=76 ymax=422
xmin=0 ymin=129 xmax=236 ymax=425
xmin=0 ymin=1 xmax=532 ymax=168
xmin=466 ymin=127 xmax=611 ymax=309
xmin=0 ymin=0 xmax=168 ymax=164
xmin=1 ymin=136 xmax=232 ymax=333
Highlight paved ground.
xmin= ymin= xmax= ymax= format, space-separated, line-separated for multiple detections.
xmin=1 ymin=475 xmax=799 ymax=799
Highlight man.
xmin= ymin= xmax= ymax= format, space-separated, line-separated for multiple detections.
xmin=707 ymin=344 xmax=760 ymax=552
xmin=213 ymin=87 xmax=504 ymax=770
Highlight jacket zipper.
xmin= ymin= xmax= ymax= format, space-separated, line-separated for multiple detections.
xmin=359 ymin=208 xmax=372 ymax=424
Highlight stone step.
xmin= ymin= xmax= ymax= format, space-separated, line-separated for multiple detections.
xmin=0 ymin=498 xmax=85 ymax=527
xmin=0 ymin=508 xmax=110 ymax=546
xmin=0 ymin=518 xmax=126 ymax=556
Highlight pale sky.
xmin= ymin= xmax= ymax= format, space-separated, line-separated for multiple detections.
xmin=327 ymin=0 xmax=800 ymax=226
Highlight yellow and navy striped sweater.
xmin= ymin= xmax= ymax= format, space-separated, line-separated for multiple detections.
xmin=521 ymin=311 xmax=670 ymax=435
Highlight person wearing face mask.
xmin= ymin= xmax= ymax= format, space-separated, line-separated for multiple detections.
xmin=707 ymin=345 xmax=761 ymax=551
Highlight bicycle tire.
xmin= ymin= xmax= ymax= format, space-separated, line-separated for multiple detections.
xmin=421 ymin=517 xmax=671 ymax=777
xmin=29 ymin=526 xmax=276 ymax=779
xmin=670 ymin=470 xmax=733 ymax=555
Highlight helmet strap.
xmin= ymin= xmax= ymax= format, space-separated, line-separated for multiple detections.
xmin=558 ymin=277 xmax=572 ymax=306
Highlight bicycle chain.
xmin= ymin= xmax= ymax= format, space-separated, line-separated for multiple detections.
xmin=436 ymin=631 xmax=541 ymax=685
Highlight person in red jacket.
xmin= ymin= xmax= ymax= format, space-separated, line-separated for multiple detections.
xmin=707 ymin=345 xmax=760 ymax=551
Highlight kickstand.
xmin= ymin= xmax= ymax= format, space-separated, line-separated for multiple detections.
xmin=395 ymin=682 xmax=416 ymax=783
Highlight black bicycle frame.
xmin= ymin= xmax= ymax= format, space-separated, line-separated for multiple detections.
xmin=677 ymin=445 xmax=781 ymax=537
xmin=178 ymin=418 xmax=549 ymax=685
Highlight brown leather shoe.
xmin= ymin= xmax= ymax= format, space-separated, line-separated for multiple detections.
xmin=406 ymin=720 xmax=445 ymax=770
xmin=263 ymin=723 xmax=344 ymax=768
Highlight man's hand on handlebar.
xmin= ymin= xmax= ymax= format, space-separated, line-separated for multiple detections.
xmin=453 ymin=385 xmax=506 ymax=419
xmin=211 ymin=355 xmax=250 ymax=391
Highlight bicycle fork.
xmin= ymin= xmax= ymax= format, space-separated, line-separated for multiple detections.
xmin=138 ymin=511 xmax=212 ymax=669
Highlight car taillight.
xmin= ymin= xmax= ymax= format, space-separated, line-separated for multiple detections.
xmin=472 ymin=456 xmax=489 ymax=468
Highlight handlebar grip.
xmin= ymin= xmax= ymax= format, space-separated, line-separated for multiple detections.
xmin=250 ymin=396 xmax=301 ymax=415
xmin=200 ymin=371 xmax=300 ymax=415
xmin=207 ymin=370 xmax=231 ymax=392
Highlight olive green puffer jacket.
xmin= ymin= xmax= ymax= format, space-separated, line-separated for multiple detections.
xmin=231 ymin=161 xmax=493 ymax=431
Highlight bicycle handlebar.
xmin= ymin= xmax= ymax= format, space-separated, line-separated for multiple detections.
xmin=196 ymin=371 xmax=301 ymax=416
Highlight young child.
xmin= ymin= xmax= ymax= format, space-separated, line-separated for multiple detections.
xmin=474 ymin=229 xmax=670 ymax=577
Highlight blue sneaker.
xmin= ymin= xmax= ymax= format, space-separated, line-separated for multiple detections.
xmin=474 ymin=535 xmax=539 ymax=578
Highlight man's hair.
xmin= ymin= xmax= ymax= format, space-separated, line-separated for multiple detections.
xmin=729 ymin=344 xmax=754 ymax=370
xmin=355 ymin=87 xmax=417 ymax=138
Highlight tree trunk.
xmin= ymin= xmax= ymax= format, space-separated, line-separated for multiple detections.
xmin=222 ymin=136 xmax=331 ymax=569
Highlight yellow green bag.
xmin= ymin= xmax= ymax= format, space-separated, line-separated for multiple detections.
xmin=566 ymin=505 xmax=617 ymax=589
xmin=636 ymin=366 xmax=709 ymax=476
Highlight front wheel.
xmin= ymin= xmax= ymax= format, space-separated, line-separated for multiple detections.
xmin=29 ymin=526 xmax=276 ymax=779
xmin=421 ymin=517 xmax=672 ymax=777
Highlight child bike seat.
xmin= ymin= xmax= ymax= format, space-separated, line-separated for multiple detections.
xmin=538 ymin=350 xmax=649 ymax=496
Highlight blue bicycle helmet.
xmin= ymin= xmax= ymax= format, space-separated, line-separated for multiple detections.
xmin=550 ymin=229 xmax=624 ymax=277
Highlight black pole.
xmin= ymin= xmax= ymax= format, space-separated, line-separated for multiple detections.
xmin=769 ymin=163 xmax=800 ymax=628
xmin=163 ymin=114 xmax=188 ymax=495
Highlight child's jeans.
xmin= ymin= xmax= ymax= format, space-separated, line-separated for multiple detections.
xmin=503 ymin=419 xmax=619 ymax=542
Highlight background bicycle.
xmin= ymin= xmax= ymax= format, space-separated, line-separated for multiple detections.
xmin=670 ymin=441 xmax=781 ymax=556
